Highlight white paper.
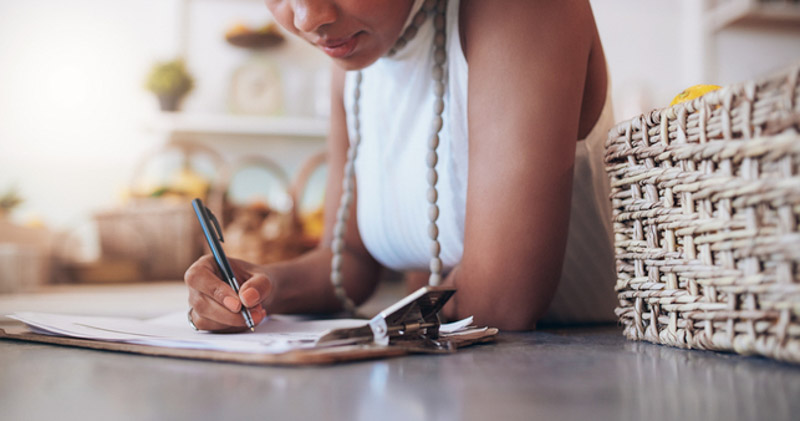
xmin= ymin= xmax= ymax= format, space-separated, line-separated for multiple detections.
xmin=439 ymin=316 xmax=473 ymax=333
xmin=8 ymin=311 xmax=369 ymax=354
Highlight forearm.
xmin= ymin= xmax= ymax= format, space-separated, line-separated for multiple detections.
xmin=440 ymin=266 xmax=460 ymax=321
xmin=260 ymin=246 xmax=381 ymax=314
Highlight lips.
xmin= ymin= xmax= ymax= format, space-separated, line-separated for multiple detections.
xmin=317 ymin=33 xmax=361 ymax=58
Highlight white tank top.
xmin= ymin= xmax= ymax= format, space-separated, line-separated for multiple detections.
xmin=344 ymin=0 xmax=619 ymax=323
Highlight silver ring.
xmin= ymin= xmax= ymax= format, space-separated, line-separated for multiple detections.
xmin=187 ymin=307 xmax=199 ymax=331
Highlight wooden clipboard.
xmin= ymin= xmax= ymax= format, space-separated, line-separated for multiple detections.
xmin=0 ymin=287 xmax=498 ymax=366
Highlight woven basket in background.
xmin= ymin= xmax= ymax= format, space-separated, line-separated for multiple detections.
xmin=209 ymin=154 xmax=311 ymax=265
xmin=605 ymin=63 xmax=800 ymax=363
xmin=93 ymin=140 xmax=223 ymax=281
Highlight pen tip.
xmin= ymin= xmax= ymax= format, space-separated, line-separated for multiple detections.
xmin=250 ymin=327 xmax=255 ymax=332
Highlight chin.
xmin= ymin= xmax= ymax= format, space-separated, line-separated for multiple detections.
xmin=331 ymin=50 xmax=384 ymax=71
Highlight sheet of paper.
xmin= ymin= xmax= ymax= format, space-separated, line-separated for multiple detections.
xmin=8 ymin=311 xmax=369 ymax=354
xmin=439 ymin=316 xmax=473 ymax=333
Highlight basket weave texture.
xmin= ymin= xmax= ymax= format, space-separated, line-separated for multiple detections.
xmin=605 ymin=63 xmax=800 ymax=363
xmin=95 ymin=200 xmax=202 ymax=281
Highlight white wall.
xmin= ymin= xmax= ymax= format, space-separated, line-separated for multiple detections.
xmin=591 ymin=0 xmax=800 ymax=121
xmin=0 ymin=0 xmax=180 ymax=228
xmin=591 ymin=0 xmax=686 ymax=118
xmin=715 ymin=25 xmax=800 ymax=84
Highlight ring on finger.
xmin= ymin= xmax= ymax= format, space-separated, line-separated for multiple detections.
xmin=187 ymin=307 xmax=199 ymax=331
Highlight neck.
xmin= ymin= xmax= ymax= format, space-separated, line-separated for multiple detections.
xmin=401 ymin=0 xmax=428 ymax=33
xmin=387 ymin=0 xmax=440 ymax=58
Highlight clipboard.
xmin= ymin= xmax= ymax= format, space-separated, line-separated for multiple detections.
xmin=0 ymin=286 xmax=498 ymax=365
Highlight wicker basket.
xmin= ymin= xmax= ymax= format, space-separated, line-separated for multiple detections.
xmin=94 ymin=200 xmax=202 ymax=280
xmin=210 ymin=154 xmax=310 ymax=265
xmin=605 ymin=63 xmax=800 ymax=363
xmin=94 ymin=140 xmax=224 ymax=281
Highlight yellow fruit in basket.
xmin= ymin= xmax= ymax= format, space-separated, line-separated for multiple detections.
xmin=670 ymin=84 xmax=721 ymax=106
xmin=24 ymin=216 xmax=45 ymax=228
xmin=171 ymin=165 xmax=209 ymax=199
xmin=301 ymin=208 xmax=325 ymax=240
xmin=226 ymin=23 xmax=250 ymax=38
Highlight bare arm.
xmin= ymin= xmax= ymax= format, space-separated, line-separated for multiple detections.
xmin=441 ymin=0 xmax=597 ymax=330
xmin=184 ymin=65 xmax=381 ymax=330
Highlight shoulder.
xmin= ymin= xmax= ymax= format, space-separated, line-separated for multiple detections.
xmin=459 ymin=0 xmax=595 ymax=61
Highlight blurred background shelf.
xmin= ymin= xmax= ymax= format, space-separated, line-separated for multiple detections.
xmin=707 ymin=0 xmax=800 ymax=31
xmin=147 ymin=112 xmax=329 ymax=139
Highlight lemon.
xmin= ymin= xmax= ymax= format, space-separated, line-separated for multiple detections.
xmin=24 ymin=217 xmax=45 ymax=228
xmin=226 ymin=23 xmax=250 ymax=38
xmin=301 ymin=208 xmax=325 ymax=240
xmin=670 ymin=84 xmax=721 ymax=106
xmin=171 ymin=165 xmax=209 ymax=199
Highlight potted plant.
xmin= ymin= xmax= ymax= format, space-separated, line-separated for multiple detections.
xmin=0 ymin=186 xmax=23 ymax=219
xmin=145 ymin=59 xmax=195 ymax=112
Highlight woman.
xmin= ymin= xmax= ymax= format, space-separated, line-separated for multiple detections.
xmin=184 ymin=0 xmax=618 ymax=331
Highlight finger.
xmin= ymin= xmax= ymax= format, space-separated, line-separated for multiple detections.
xmin=185 ymin=256 xmax=242 ymax=312
xmin=186 ymin=254 xmax=222 ymax=278
xmin=239 ymin=273 xmax=273 ymax=308
xmin=248 ymin=305 xmax=267 ymax=325
xmin=190 ymin=289 xmax=268 ymax=328
xmin=189 ymin=289 xmax=249 ymax=328
xmin=227 ymin=257 xmax=251 ymax=285
xmin=189 ymin=307 xmax=246 ymax=333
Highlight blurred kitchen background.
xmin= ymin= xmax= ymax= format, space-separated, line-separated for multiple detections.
xmin=0 ymin=0 xmax=799 ymax=292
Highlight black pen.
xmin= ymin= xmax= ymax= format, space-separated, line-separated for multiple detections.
xmin=191 ymin=198 xmax=255 ymax=331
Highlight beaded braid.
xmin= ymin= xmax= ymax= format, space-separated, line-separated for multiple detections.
xmin=329 ymin=0 xmax=448 ymax=313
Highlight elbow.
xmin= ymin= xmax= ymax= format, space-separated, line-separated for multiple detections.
xmin=497 ymin=314 xmax=544 ymax=332
xmin=451 ymin=276 xmax=558 ymax=331
xmin=466 ymin=300 xmax=548 ymax=331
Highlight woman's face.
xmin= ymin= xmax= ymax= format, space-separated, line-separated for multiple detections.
xmin=265 ymin=0 xmax=414 ymax=70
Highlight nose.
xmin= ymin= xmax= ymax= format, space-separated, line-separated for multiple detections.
xmin=293 ymin=0 xmax=337 ymax=33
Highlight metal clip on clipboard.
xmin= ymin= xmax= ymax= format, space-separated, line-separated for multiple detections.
xmin=316 ymin=286 xmax=457 ymax=352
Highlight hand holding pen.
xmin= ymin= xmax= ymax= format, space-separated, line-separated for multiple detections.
xmin=185 ymin=198 xmax=269 ymax=332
